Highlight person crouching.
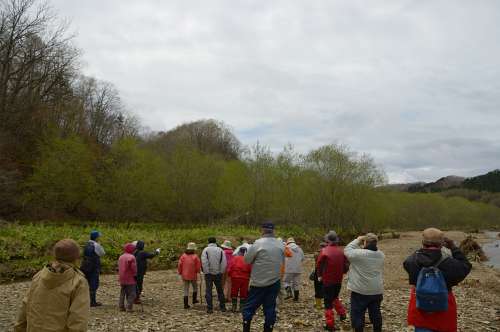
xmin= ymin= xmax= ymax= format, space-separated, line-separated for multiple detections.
xmin=178 ymin=242 xmax=201 ymax=309
xmin=118 ymin=243 xmax=137 ymax=312
xmin=228 ymin=246 xmax=252 ymax=312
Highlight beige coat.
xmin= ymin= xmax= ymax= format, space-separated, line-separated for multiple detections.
xmin=14 ymin=262 xmax=90 ymax=332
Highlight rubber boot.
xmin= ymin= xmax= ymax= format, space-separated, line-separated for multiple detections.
xmin=315 ymin=298 xmax=322 ymax=310
xmin=263 ymin=324 xmax=274 ymax=332
xmin=231 ymin=298 xmax=238 ymax=312
xmin=183 ymin=296 xmax=190 ymax=309
xmin=285 ymin=286 xmax=292 ymax=299
xmin=243 ymin=320 xmax=251 ymax=332
xmin=293 ymin=290 xmax=299 ymax=302
xmin=239 ymin=299 xmax=246 ymax=312
xmin=324 ymin=308 xmax=337 ymax=331
xmin=192 ymin=292 xmax=199 ymax=304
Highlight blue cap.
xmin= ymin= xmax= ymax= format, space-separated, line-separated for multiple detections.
xmin=261 ymin=222 xmax=275 ymax=230
xmin=90 ymin=230 xmax=101 ymax=240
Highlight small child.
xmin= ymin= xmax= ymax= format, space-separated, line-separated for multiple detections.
xmin=118 ymin=243 xmax=137 ymax=312
xmin=227 ymin=247 xmax=252 ymax=312
xmin=178 ymin=242 xmax=201 ymax=309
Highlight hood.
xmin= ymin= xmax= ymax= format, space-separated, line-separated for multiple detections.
xmin=124 ymin=243 xmax=136 ymax=254
xmin=135 ymin=240 xmax=145 ymax=251
xmin=40 ymin=263 xmax=77 ymax=289
xmin=288 ymin=242 xmax=299 ymax=252
xmin=415 ymin=248 xmax=442 ymax=267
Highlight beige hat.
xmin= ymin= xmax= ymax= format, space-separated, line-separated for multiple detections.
xmin=186 ymin=242 xmax=197 ymax=250
xmin=221 ymin=240 xmax=232 ymax=249
xmin=365 ymin=233 xmax=378 ymax=242
xmin=54 ymin=239 xmax=80 ymax=263
xmin=286 ymin=237 xmax=295 ymax=244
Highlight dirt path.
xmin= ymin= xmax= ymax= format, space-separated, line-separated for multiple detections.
xmin=1 ymin=231 xmax=499 ymax=331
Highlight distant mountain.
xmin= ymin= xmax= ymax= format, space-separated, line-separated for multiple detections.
xmin=384 ymin=169 xmax=500 ymax=193
xmin=463 ymin=170 xmax=500 ymax=193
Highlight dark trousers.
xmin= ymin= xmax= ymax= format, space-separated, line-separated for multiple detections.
xmin=323 ymin=284 xmax=342 ymax=309
xmin=136 ymin=274 xmax=144 ymax=297
xmin=119 ymin=284 xmax=136 ymax=310
xmin=350 ymin=291 xmax=383 ymax=332
xmin=242 ymin=280 xmax=281 ymax=328
xmin=85 ymin=270 xmax=99 ymax=304
xmin=314 ymin=278 xmax=324 ymax=299
xmin=205 ymin=273 xmax=225 ymax=310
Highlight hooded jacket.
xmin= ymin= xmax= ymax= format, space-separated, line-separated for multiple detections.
xmin=14 ymin=263 xmax=90 ymax=332
xmin=284 ymin=242 xmax=305 ymax=274
xmin=344 ymin=238 xmax=385 ymax=295
xmin=134 ymin=240 xmax=157 ymax=276
xmin=118 ymin=244 xmax=137 ymax=285
xmin=403 ymin=246 xmax=471 ymax=332
xmin=178 ymin=253 xmax=201 ymax=281
xmin=201 ymin=243 xmax=227 ymax=275
xmin=244 ymin=235 xmax=285 ymax=287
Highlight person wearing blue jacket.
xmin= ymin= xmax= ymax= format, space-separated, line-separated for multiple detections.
xmin=80 ymin=230 xmax=105 ymax=307
xmin=133 ymin=240 xmax=160 ymax=304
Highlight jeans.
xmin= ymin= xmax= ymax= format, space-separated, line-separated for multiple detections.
xmin=205 ymin=273 xmax=225 ymax=310
xmin=242 ymin=280 xmax=281 ymax=328
xmin=350 ymin=291 xmax=383 ymax=332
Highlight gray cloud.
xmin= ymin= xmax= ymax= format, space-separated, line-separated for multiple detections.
xmin=50 ymin=0 xmax=500 ymax=183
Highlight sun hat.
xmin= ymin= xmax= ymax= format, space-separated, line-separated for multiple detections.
xmin=286 ymin=237 xmax=295 ymax=244
xmin=221 ymin=240 xmax=232 ymax=249
xmin=187 ymin=242 xmax=197 ymax=250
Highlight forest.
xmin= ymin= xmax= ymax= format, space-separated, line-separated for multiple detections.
xmin=1 ymin=0 xmax=499 ymax=233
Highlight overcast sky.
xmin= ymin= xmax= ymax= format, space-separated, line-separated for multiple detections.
xmin=51 ymin=0 xmax=500 ymax=183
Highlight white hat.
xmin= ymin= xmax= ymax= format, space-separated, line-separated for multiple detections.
xmin=221 ymin=240 xmax=232 ymax=249
xmin=186 ymin=242 xmax=197 ymax=250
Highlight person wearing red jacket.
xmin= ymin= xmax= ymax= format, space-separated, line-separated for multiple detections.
xmin=316 ymin=231 xmax=348 ymax=331
xmin=118 ymin=243 xmax=137 ymax=312
xmin=178 ymin=242 xmax=202 ymax=309
xmin=228 ymin=247 xmax=252 ymax=312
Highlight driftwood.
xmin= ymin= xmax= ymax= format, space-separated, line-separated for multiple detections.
xmin=459 ymin=236 xmax=487 ymax=262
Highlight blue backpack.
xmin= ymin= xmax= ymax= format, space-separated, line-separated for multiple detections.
xmin=416 ymin=256 xmax=449 ymax=312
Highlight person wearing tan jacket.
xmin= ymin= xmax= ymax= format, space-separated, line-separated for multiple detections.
xmin=14 ymin=239 xmax=90 ymax=332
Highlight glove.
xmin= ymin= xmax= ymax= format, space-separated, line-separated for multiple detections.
xmin=155 ymin=248 xmax=161 ymax=254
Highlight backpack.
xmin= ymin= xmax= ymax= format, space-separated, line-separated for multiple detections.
xmin=415 ymin=256 xmax=449 ymax=312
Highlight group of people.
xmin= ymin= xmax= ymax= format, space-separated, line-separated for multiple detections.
xmin=13 ymin=222 xmax=472 ymax=332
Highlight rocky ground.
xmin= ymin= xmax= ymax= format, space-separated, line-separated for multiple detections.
xmin=1 ymin=231 xmax=499 ymax=331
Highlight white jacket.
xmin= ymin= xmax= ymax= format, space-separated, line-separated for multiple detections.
xmin=201 ymin=243 xmax=227 ymax=275
xmin=344 ymin=239 xmax=385 ymax=295
xmin=284 ymin=243 xmax=305 ymax=274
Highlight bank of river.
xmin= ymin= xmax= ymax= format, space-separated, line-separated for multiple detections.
xmin=483 ymin=231 xmax=500 ymax=269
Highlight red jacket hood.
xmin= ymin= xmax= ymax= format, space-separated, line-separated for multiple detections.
xmin=124 ymin=243 xmax=136 ymax=254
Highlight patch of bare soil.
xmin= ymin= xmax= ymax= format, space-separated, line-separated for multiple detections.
xmin=0 ymin=231 xmax=499 ymax=331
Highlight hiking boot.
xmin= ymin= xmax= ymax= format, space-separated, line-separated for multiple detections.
xmin=183 ymin=296 xmax=190 ymax=309
xmin=134 ymin=296 xmax=142 ymax=304
xmin=192 ymin=292 xmax=199 ymax=304
xmin=323 ymin=325 xmax=339 ymax=331
xmin=119 ymin=306 xmax=126 ymax=312
xmin=231 ymin=298 xmax=238 ymax=313
xmin=285 ymin=287 xmax=293 ymax=299
xmin=220 ymin=305 xmax=227 ymax=312
xmin=264 ymin=324 xmax=274 ymax=332
xmin=243 ymin=321 xmax=251 ymax=332
xmin=339 ymin=314 xmax=347 ymax=321
xmin=90 ymin=302 xmax=102 ymax=307
xmin=293 ymin=290 xmax=299 ymax=302
xmin=207 ymin=308 xmax=213 ymax=314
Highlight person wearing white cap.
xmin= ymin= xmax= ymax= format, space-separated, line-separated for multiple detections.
xmin=283 ymin=237 xmax=305 ymax=301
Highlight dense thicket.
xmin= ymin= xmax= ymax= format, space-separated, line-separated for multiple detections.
xmin=1 ymin=0 xmax=499 ymax=232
